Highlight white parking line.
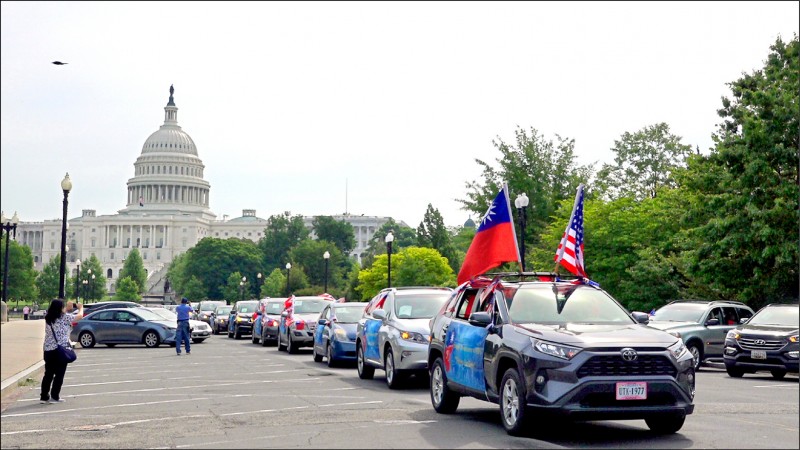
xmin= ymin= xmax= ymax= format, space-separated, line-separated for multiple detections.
xmin=752 ymin=384 xmax=799 ymax=388
xmin=1 ymin=414 xmax=211 ymax=436
xmin=1 ymin=398 xmax=208 ymax=418
xmin=218 ymin=400 xmax=383 ymax=417
xmin=61 ymin=379 xmax=143 ymax=388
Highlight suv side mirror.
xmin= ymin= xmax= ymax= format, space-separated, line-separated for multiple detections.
xmin=631 ymin=311 xmax=650 ymax=324
xmin=706 ymin=318 xmax=720 ymax=326
xmin=468 ymin=311 xmax=492 ymax=327
xmin=372 ymin=309 xmax=387 ymax=321
xmin=740 ymin=317 xmax=749 ymax=324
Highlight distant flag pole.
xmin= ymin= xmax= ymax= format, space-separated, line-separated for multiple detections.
xmin=457 ymin=182 xmax=521 ymax=285
xmin=553 ymin=184 xmax=587 ymax=277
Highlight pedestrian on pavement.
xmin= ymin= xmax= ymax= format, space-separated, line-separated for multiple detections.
xmin=41 ymin=299 xmax=83 ymax=404
xmin=23 ymin=305 xmax=30 ymax=320
xmin=175 ymin=297 xmax=192 ymax=356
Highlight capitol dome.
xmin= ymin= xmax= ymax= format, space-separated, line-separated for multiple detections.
xmin=119 ymin=86 xmax=214 ymax=219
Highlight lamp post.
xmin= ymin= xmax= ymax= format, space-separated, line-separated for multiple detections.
xmin=323 ymin=251 xmax=330 ymax=293
xmin=82 ymin=279 xmax=88 ymax=302
xmin=256 ymin=272 xmax=262 ymax=298
xmin=385 ymin=231 xmax=394 ymax=288
xmin=58 ymin=173 xmax=72 ymax=299
xmin=514 ymin=192 xmax=529 ymax=272
xmin=75 ymin=259 xmax=81 ymax=301
xmin=90 ymin=273 xmax=95 ymax=302
xmin=285 ymin=263 xmax=292 ymax=296
xmin=239 ymin=281 xmax=244 ymax=302
xmin=2 ymin=211 xmax=20 ymax=306
xmin=242 ymin=276 xmax=247 ymax=300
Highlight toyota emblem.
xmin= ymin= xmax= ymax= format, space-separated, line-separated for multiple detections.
xmin=754 ymin=339 xmax=766 ymax=346
xmin=621 ymin=348 xmax=638 ymax=362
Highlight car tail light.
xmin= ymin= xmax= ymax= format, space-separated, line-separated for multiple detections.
xmin=269 ymin=320 xmax=277 ymax=327
xmin=71 ymin=321 xmax=79 ymax=327
xmin=296 ymin=321 xmax=305 ymax=331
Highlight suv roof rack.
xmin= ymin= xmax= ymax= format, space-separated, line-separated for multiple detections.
xmin=666 ymin=299 xmax=746 ymax=306
xmin=484 ymin=271 xmax=581 ymax=280
xmin=380 ymin=286 xmax=453 ymax=292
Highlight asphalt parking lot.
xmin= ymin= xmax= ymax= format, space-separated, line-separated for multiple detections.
xmin=1 ymin=335 xmax=798 ymax=449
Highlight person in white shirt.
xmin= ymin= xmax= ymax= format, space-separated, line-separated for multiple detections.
xmin=40 ymin=299 xmax=83 ymax=403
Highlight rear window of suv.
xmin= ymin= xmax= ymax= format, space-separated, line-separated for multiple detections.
xmin=651 ymin=304 xmax=706 ymax=322
xmin=505 ymin=285 xmax=633 ymax=325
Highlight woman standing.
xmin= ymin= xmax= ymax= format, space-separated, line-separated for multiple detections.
xmin=40 ymin=299 xmax=83 ymax=404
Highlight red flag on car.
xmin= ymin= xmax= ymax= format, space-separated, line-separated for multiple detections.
xmin=457 ymin=183 xmax=521 ymax=285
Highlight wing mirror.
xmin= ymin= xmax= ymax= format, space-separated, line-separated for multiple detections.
xmin=706 ymin=318 xmax=720 ymax=326
xmin=468 ymin=311 xmax=492 ymax=327
xmin=318 ymin=319 xmax=328 ymax=326
xmin=372 ymin=309 xmax=387 ymax=321
xmin=631 ymin=311 xmax=650 ymax=324
xmin=739 ymin=317 xmax=749 ymax=324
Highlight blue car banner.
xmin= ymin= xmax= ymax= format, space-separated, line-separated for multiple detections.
xmin=444 ymin=321 xmax=488 ymax=392
xmin=363 ymin=319 xmax=382 ymax=361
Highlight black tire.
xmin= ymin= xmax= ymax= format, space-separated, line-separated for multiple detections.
xmin=500 ymin=367 xmax=529 ymax=436
xmin=326 ymin=343 xmax=336 ymax=368
xmin=227 ymin=326 xmax=233 ymax=339
xmin=726 ymin=365 xmax=745 ymax=378
xmin=771 ymin=370 xmax=787 ymax=380
xmin=385 ymin=348 xmax=405 ymax=389
xmin=212 ymin=326 xmax=218 ymax=335
xmin=79 ymin=331 xmax=96 ymax=348
xmin=277 ymin=331 xmax=287 ymax=352
xmin=313 ymin=344 xmax=323 ymax=363
xmin=687 ymin=343 xmax=703 ymax=371
xmin=357 ymin=344 xmax=375 ymax=379
xmin=261 ymin=329 xmax=269 ymax=347
xmin=430 ymin=357 xmax=460 ymax=413
xmin=252 ymin=330 xmax=259 ymax=344
xmin=192 ymin=338 xmax=205 ymax=344
xmin=287 ymin=332 xmax=298 ymax=354
xmin=234 ymin=325 xmax=242 ymax=340
xmin=143 ymin=330 xmax=160 ymax=348
xmin=105 ymin=344 xmax=116 ymax=348
xmin=645 ymin=413 xmax=686 ymax=434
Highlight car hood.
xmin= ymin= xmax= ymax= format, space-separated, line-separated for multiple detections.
xmin=151 ymin=319 xmax=177 ymax=328
xmin=334 ymin=323 xmax=359 ymax=339
xmin=189 ymin=320 xmax=209 ymax=328
xmin=646 ymin=320 xmax=698 ymax=331
xmin=392 ymin=318 xmax=431 ymax=335
xmin=737 ymin=324 xmax=798 ymax=338
xmin=513 ymin=323 xmax=679 ymax=347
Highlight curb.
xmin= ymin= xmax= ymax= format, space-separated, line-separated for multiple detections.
xmin=1 ymin=360 xmax=45 ymax=394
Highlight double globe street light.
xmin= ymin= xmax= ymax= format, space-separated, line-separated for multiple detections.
xmin=514 ymin=192 xmax=530 ymax=272
xmin=1 ymin=211 xmax=20 ymax=306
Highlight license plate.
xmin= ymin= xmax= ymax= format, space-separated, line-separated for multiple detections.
xmin=752 ymin=350 xmax=767 ymax=360
xmin=616 ymin=382 xmax=647 ymax=400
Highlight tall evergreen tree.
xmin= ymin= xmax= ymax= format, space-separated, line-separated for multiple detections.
xmin=117 ymin=248 xmax=147 ymax=294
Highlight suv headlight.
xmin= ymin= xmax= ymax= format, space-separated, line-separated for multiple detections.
xmin=789 ymin=335 xmax=798 ymax=343
xmin=726 ymin=330 xmax=741 ymax=340
xmin=532 ymin=339 xmax=581 ymax=360
xmin=400 ymin=331 xmax=428 ymax=344
xmin=669 ymin=339 xmax=687 ymax=359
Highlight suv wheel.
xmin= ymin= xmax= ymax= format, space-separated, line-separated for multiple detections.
xmin=430 ymin=357 xmax=460 ymax=413
xmin=313 ymin=344 xmax=323 ymax=363
xmin=726 ymin=365 xmax=744 ymax=378
xmin=771 ymin=370 xmax=787 ymax=380
xmin=500 ymin=367 xmax=529 ymax=436
xmin=385 ymin=348 xmax=405 ymax=389
xmin=687 ymin=343 xmax=702 ymax=371
xmin=357 ymin=344 xmax=374 ymax=379
xmin=645 ymin=413 xmax=686 ymax=434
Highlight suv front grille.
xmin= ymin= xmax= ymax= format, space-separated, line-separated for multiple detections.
xmin=739 ymin=337 xmax=785 ymax=351
xmin=577 ymin=355 xmax=676 ymax=378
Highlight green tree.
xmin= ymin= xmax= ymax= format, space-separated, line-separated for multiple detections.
xmin=179 ymin=237 xmax=263 ymax=300
xmin=289 ymin=239 xmax=347 ymax=290
xmin=259 ymin=214 xmax=310 ymax=270
xmin=681 ymin=35 xmax=799 ymax=308
xmin=287 ymin=265 xmax=309 ymax=295
xmin=223 ymin=271 xmax=247 ymax=303
xmin=117 ymin=248 xmax=147 ymax=294
xmin=312 ymin=216 xmax=356 ymax=254
xmin=0 ymin=235 xmax=37 ymax=304
xmin=78 ymin=255 xmax=107 ymax=302
xmin=595 ymin=123 xmax=693 ymax=200
xmin=357 ymin=246 xmax=455 ymax=300
xmin=166 ymin=252 xmax=189 ymax=298
xmin=35 ymin=255 xmax=62 ymax=301
xmin=416 ymin=204 xmax=459 ymax=272
xmin=181 ymin=275 xmax=207 ymax=301
xmin=115 ymin=276 xmax=141 ymax=301
xmin=261 ymin=268 xmax=286 ymax=298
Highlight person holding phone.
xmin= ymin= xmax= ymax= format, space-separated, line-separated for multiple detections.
xmin=41 ymin=299 xmax=83 ymax=404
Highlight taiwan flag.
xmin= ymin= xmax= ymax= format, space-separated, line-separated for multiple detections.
xmin=457 ymin=183 xmax=521 ymax=285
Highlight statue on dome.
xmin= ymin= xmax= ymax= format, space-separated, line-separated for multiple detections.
xmin=170 ymin=85 xmax=174 ymax=96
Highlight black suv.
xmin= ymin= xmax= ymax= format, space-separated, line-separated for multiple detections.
xmin=724 ymin=303 xmax=799 ymax=379
xmin=428 ymin=274 xmax=695 ymax=436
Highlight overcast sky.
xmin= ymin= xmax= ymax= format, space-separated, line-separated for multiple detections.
xmin=2 ymin=1 xmax=798 ymax=228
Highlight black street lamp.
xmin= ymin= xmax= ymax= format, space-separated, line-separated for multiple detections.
xmin=90 ymin=273 xmax=95 ymax=302
xmin=2 ymin=211 xmax=20 ymax=306
xmin=241 ymin=276 xmax=247 ymax=300
xmin=385 ymin=231 xmax=394 ymax=288
xmin=58 ymin=173 xmax=72 ymax=299
xmin=323 ymin=251 xmax=330 ymax=293
xmin=256 ymin=272 xmax=262 ymax=298
xmin=285 ymin=262 xmax=292 ymax=296
xmin=75 ymin=259 xmax=81 ymax=301
xmin=514 ymin=192 xmax=530 ymax=272
xmin=239 ymin=280 xmax=244 ymax=302
xmin=82 ymin=278 xmax=88 ymax=302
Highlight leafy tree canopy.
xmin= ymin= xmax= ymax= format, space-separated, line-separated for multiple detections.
xmin=117 ymin=248 xmax=147 ymax=294
xmin=357 ymin=246 xmax=456 ymax=300
xmin=312 ymin=216 xmax=356 ymax=254
xmin=0 ymin=235 xmax=37 ymax=302
xmin=115 ymin=276 xmax=141 ymax=301
xmin=259 ymin=214 xmax=310 ymax=271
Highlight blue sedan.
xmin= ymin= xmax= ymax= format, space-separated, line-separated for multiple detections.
xmin=313 ymin=302 xmax=367 ymax=367
xmin=71 ymin=307 xmax=177 ymax=348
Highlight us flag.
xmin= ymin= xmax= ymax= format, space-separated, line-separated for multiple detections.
xmin=554 ymin=184 xmax=587 ymax=277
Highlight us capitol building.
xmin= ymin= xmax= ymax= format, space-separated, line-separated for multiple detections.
xmin=14 ymin=87 xmax=398 ymax=296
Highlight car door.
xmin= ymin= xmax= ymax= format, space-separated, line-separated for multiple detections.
xmin=361 ymin=292 xmax=388 ymax=366
xmin=89 ymin=310 xmax=115 ymax=342
xmin=315 ymin=306 xmax=331 ymax=353
xmin=444 ymin=287 xmax=490 ymax=395
xmin=112 ymin=311 xmax=140 ymax=343
xmin=706 ymin=307 xmax=737 ymax=357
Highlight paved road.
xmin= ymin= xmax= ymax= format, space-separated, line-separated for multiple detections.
xmin=1 ymin=334 xmax=797 ymax=449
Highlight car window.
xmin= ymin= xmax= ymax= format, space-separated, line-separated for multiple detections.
xmin=236 ymin=303 xmax=258 ymax=313
xmin=748 ymin=306 xmax=799 ymax=327
xmin=215 ymin=306 xmax=232 ymax=315
xmin=505 ymin=285 xmax=634 ymax=324
xmin=91 ymin=310 xmax=114 ymax=321
xmin=394 ymin=294 xmax=450 ymax=320
xmin=114 ymin=311 xmax=137 ymax=322
xmin=365 ymin=294 xmax=387 ymax=316
xmin=265 ymin=302 xmax=283 ymax=314
xmin=320 ymin=306 xmax=330 ymax=321
xmin=707 ymin=308 xmax=724 ymax=324
xmin=455 ymin=292 xmax=477 ymax=320
xmin=651 ymin=304 xmax=706 ymax=322
xmin=721 ymin=307 xmax=738 ymax=325
xmin=132 ymin=308 xmax=169 ymax=321
xmin=294 ymin=300 xmax=328 ymax=314
xmin=149 ymin=309 xmax=176 ymax=320
xmin=737 ymin=307 xmax=753 ymax=320
xmin=199 ymin=303 xmax=218 ymax=312
xmin=333 ymin=305 xmax=367 ymax=323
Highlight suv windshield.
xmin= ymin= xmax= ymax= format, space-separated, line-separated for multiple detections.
xmin=147 ymin=308 xmax=176 ymax=320
xmin=199 ymin=303 xmax=220 ymax=311
xmin=394 ymin=294 xmax=450 ymax=319
xmin=236 ymin=302 xmax=258 ymax=314
xmin=506 ymin=285 xmax=633 ymax=324
xmin=651 ymin=304 xmax=706 ymax=322
xmin=133 ymin=308 xmax=171 ymax=322
xmin=748 ymin=306 xmax=799 ymax=327
xmin=294 ymin=299 xmax=328 ymax=314
xmin=265 ymin=302 xmax=283 ymax=314
xmin=215 ymin=306 xmax=232 ymax=315
xmin=334 ymin=305 xmax=366 ymax=323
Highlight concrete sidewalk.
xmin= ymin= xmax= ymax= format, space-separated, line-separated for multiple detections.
xmin=1 ymin=319 xmax=45 ymax=393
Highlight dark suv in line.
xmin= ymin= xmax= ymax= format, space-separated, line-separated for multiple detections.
xmin=723 ymin=303 xmax=799 ymax=379
xmin=428 ymin=275 xmax=695 ymax=436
